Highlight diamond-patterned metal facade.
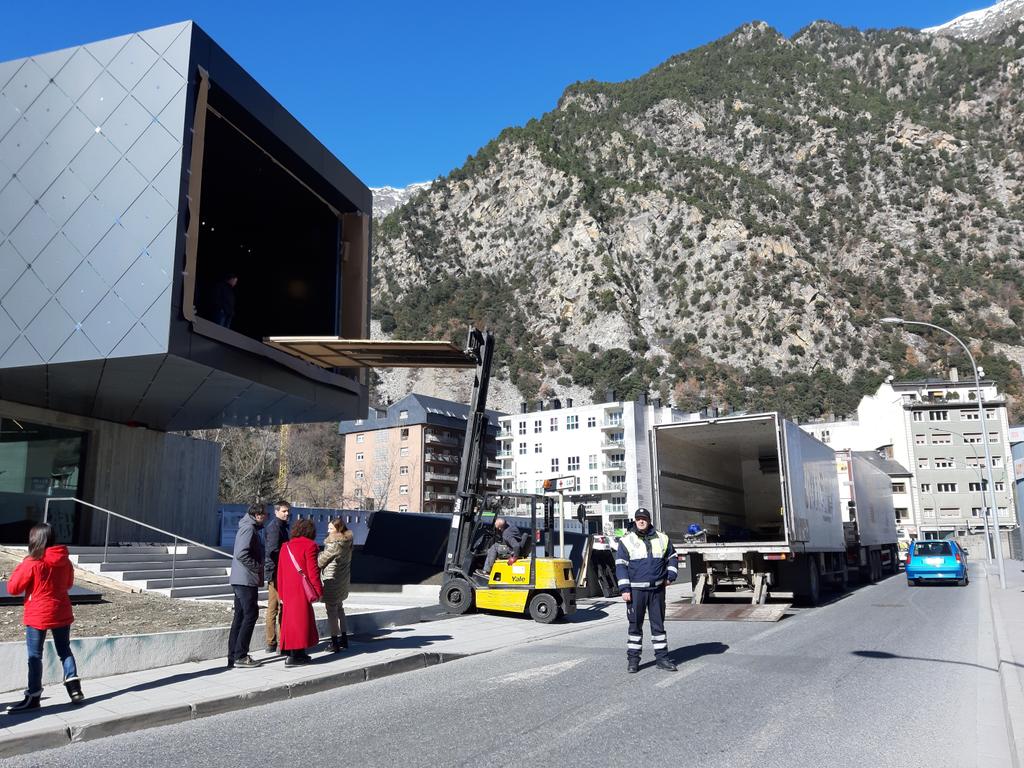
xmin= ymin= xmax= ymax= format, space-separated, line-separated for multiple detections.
xmin=0 ymin=22 xmax=189 ymax=367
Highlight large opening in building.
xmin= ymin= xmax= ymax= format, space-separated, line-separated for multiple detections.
xmin=192 ymin=85 xmax=344 ymax=343
xmin=0 ymin=418 xmax=86 ymax=544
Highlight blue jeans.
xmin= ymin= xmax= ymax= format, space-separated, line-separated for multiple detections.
xmin=26 ymin=625 xmax=78 ymax=695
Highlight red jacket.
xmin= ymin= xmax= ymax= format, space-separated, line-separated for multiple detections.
xmin=277 ymin=536 xmax=323 ymax=651
xmin=7 ymin=546 xmax=75 ymax=630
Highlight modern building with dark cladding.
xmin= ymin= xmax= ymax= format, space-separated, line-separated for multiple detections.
xmin=0 ymin=22 xmax=372 ymax=543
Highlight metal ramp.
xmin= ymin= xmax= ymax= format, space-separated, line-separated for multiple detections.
xmin=665 ymin=602 xmax=790 ymax=622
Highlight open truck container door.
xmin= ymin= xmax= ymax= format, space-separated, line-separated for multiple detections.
xmin=651 ymin=413 xmax=846 ymax=606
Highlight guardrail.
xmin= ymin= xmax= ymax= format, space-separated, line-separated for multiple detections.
xmin=44 ymin=497 xmax=231 ymax=591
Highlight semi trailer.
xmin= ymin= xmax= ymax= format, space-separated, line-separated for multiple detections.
xmin=651 ymin=413 xmax=846 ymax=605
xmin=836 ymin=450 xmax=900 ymax=583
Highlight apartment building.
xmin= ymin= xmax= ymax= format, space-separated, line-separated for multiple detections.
xmin=496 ymin=395 xmax=691 ymax=532
xmin=339 ymin=394 xmax=503 ymax=513
xmin=801 ymin=372 xmax=1017 ymax=540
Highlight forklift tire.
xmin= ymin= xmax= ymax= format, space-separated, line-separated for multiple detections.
xmin=440 ymin=579 xmax=474 ymax=615
xmin=528 ymin=592 xmax=559 ymax=624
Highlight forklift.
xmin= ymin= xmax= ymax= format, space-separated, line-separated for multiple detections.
xmin=439 ymin=330 xmax=576 ymax=624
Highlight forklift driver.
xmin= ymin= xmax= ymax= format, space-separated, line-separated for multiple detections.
xmin=475 ymin=518 xmax=525 ymax=580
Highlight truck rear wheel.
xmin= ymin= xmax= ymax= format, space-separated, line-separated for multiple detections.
xmin=798 ymin=557 xmax=820 ymax=607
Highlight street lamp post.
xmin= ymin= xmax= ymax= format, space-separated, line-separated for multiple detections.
xmin=880 ymin=317 xmax=1007 ymax=589
xmin=927 ymin=425 xmax=994 ymax=562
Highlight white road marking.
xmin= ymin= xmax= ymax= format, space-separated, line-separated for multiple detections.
xmin=491 ymin=658 xmax=585 ymax=684
xmin=655 ymin=660 xmax=706 ymax=688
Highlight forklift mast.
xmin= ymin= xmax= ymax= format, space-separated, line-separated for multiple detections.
xmin=444 ymin=328 xmax=495 ymax=577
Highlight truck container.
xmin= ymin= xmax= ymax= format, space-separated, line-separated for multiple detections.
xmin=836 ymin=450 xmax=900 ymax=582
xmin=651 ymin=413 xmax=846 ymax=605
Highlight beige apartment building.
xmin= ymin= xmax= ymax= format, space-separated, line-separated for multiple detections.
xmin=339 ymin=394 xmax=503 ymax=513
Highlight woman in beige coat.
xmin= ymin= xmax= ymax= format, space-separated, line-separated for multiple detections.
xmin=318 ymin=518 xmax=353 ymax=652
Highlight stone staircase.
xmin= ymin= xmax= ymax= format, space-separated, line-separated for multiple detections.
xmin=68 ymin=545 xmax=267 ymax=602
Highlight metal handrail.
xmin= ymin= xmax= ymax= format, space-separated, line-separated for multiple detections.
xmin=44 ymin=497 xmax=230 ymax=591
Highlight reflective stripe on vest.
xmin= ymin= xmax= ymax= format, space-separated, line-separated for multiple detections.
xmin=622 ymin=531 xmax=668 ymax=561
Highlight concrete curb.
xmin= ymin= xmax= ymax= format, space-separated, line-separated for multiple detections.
xmin=0 ymin=604 xmax=438 ymax=693
xmin=0 ymin=651 xmax=465 ymax=759
xmin=986 ymin=566 xmax=1023 ymax=768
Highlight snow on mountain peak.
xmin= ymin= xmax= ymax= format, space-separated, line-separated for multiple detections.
xmin=922 ymin=0 xmax=1024 ymax=39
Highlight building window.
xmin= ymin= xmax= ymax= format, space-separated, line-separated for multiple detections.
xmin=567 ymin=456 xmax=580 ymax=471
xmin=400 ymin=428 xmax=409 ymax=441
xmin=820 ymin=430 xmax=830 ymax=444
xmin=992 ymin=456 xmax=1003 ymax=468
xmin=399 ymin=409 xmax=409 ymax=420
xmin=551 ymin=458 xmax=559 ymax=473
xmin=894 ymin=508 xmax=909 ymax=521
xmin=550 ymin=417 xmax=559 ymax=432
xmin=566 ymin=415 xmax=579 ymax=431
xmin=963 ymin=433 xmax=982 ymax=444
xmin=400 ymin=465 xmax=409 ymax=476
xmin=968 ymin=482 xmax=985 ymax=492
xmin=534 ymin=420 xmax=542 ymax=434
xmin=917 ymin=458 xmax=929 ymax=469
xmin=939 ymin=507 xmax=960 ymax=517
xmin=587 ymin=416 xmax=597 ymax=428
xmin=995 ymin=481 xmax=1005 ymax=492
xmin=929 ymin=411 xmax=949 ymax=422
xmin=913 ymin=412 xmax=924 ymax=422
xmin=355 ymin=452 xmax=364 ymax=461
xmin=998 ymin=507 xmax=1009 ymax=517
xmin=971 ymin=507 xmax=982 ymax=517
xmin=891 ymin=482 xmax=906 ymax=494
xmin=400 ymin=446 xmax=410 ymax=457
xmin=930 ymin=433 xmax=952 ymax=445
xmin=518 ymin=421 xmax=526 ymax=435
xmin=518 ymin=442 xmax=527 ymax=455
xmin=920 ymin=483 xmax=931 ymax=493
xmin=936 ymin=483 xmax=957 ymax=493
xmin=354 ymin=487 xmax=363 ymax=498
xmin=589 ymin=476 xmax=599 ymax=491
xmin=933 ymin=458 xmax=954 ymax=469
xmin=989 ymin=432 xmax=999 ymax=444
xmin=962 ymin=411 xmax=979 ymax=421
xmin=914 ymin=435 xmax=926 ymax=445
xmin=356 ymin=433 xmax=365 ymax=443
xmin=986 ymin=409 xmax=997 ymax=420
xmin=399 ymin=505 xmax=409 ymax=513
xmin=535 ymin=479 xmax=544 ymax=493
xmin=534 ymin=443 xmax=542 ymax=454
xmin=588 ymin=454 xmax=598 ymax=470
xmin=399 ymin=484 xmax=409 ymax=495
xmin=355 ymin=470 xmax=365 ymax=480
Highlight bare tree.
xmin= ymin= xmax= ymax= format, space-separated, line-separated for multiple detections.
xmin=367 ymin=435 xmax=401 ymax=512
xmin=183 ymin=426 xmax=283 ymax=503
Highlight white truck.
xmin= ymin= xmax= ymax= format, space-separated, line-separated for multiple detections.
xmin=651 ymin=413 xmax=846 ymax=606
xmin=836 ymin=450 xmax=900 ymax=583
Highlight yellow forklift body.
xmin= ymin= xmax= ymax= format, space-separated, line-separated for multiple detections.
xmin=473 ymin=557 xmax=576 ymax=617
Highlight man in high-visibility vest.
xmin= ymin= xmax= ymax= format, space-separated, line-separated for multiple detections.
xmin=615 ymin=508 xmax=679 ymax=673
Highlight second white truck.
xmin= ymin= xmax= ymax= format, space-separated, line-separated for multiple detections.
xmin=836 ymin=449 xmax=900 ymax=583
xmin=651 ymin=413 xmax=846 ymax=605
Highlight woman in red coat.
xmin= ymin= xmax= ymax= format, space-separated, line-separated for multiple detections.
xmin=276 ymin=518 xmax=323 ymax=666
xmin=6 ymin=523 xmax=85 ymax=712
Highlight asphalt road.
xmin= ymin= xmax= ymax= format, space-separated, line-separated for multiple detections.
xmin=5 ymin=568 xmax=1007 ymax=768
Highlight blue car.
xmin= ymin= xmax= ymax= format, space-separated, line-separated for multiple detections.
xmin=906 ymin=540 xmax=969 ymax=587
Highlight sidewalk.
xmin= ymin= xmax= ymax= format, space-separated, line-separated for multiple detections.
xmin=0 ymin=600 xmax=620 ymax=758
xmin=986 ymin=560 xmax=1024 ymax=767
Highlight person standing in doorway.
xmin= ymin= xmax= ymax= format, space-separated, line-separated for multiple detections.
xmin=615 ymin=508 xmax=679 ymax=673
xmin=264 ymin=500 xmax=291 ymax=653
xmin=277 ymin=518 xmax=323 ymax=666
xmin=213 ymin=273 xmax=238 ymax=328
xmin=227 ymin=504 xmax=266 ymax=669
xmin=318 ymin=517 xmax=354 ymax=652
xmin=5 ymin=523 xmax=84 ymax=712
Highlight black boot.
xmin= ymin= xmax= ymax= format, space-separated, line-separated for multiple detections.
xmin=6 ymin=693 xmax=41 ymax=713
xmin=330 ymin=636 xmax=342 ymax=653
xmin=64 ymin=677 xmax=85 ymax=704
xmin=340 ymin=632 xmax=348 ymax=649
xmin=627 ymin=658 xmax=639 ymax=674
xmin=656 ymin=657 xmax=678 ymax=672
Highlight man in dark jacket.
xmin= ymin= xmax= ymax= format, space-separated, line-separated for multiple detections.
xmin=213 ymin=273 xmax=238 ymax=328
xmin=263 ymin=500 xmax=291 ymax=652
xmin=476 ymin=518 xmax=525 ymax=580
xmin=227 ymin=504 xmax=266 ymax=668
xmin=615 ymin=508 xmax=679 ymax=673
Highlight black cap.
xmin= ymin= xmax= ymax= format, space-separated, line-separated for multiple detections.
xmin=634 ymin=508 xmax=652 ymax=523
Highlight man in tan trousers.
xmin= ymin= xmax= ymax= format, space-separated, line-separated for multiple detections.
xmin=263 ymin=501 xmax=290 ymax=653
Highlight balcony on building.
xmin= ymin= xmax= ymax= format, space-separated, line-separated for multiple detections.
xmin=602 ymin=459 xmax=626 ymax=472
xmin=601 ymin=437 xmax=625 ymax=451
xmin=601 ymin=413 xmax=624 ymax=430
xmin=424 ymin=431 xmax=459 ymax=447
xmin=424 ymin=469 xmax=458 ymax=484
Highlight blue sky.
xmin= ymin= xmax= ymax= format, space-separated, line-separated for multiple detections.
xmin=1 ymin=1 xmax=989 ymax=187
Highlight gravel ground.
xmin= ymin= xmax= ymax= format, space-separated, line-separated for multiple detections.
xmin=0 ymin=551 xmax=234 ymax=642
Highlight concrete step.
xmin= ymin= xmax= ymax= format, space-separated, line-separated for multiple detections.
xmin=75 ymin=552 xmax=222 ymax=564
xmin=67 ymin=546 xmax=172 ymax=555
xmin=194 ymin=590 xmax=268 ymax=603
xmin=136 ymin=575 xmax=230 ymax=590
xmin=160 ymin=584 xmax=236 ymax=599
xmin=99 ymin=559 xmax=230 ymax=572
xmin=116 ymin=567 xmax=229 ymax=580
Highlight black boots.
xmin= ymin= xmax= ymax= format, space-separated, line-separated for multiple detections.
xmin=6 ymin=693 xmax=40 ymax=713
xmin=330 ymin=633 xmax=349 ymax=653
xmin=340 ymin=633 xmax=348 ymax=649
xmin=65 ymin=677 xmax=85 ymax=704
xmin=627 ymin=658 xmax=639 ymax=674
xmin=656 ymin=658 xmax=678 ymax=672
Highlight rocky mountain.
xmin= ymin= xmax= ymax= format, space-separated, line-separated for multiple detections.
xmin=923 ymin=0 xmax=1024 ymax=40
xmin=370 ymin=14 xmax=1024 ymax=420
xmin=372 ymin=182 xmax=433 ymax=217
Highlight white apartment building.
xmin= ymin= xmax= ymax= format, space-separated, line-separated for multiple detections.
xmin=801 ymin=371 xmax=1017 ymax=541
xmin=497 ymin=395 xmax=691 ymax=533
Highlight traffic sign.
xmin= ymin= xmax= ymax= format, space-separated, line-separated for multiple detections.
xmin=543 ymin=476 xmax=577 ymax=492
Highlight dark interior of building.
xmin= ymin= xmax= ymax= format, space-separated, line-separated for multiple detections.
xmin=194 ymin=95 xmax=343 ymax=342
